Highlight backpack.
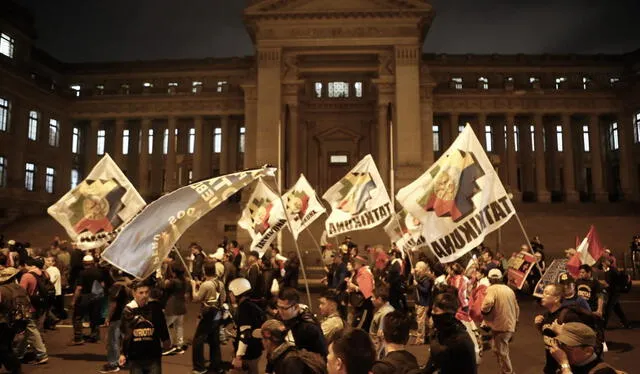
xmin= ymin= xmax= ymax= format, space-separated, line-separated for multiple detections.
xmin=288 ymin=349 xmax=327 ymax=374
xmin=0 ymin=282 xmax=33 ymax=332
xmin=30 ymin=271 xmax=56 ymax=309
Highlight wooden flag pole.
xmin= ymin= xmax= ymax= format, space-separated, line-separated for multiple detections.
xmin=171 ymin=246 xmax=193 ymax=280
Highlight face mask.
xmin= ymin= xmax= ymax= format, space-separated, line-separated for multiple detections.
xmin=432 ymin=313 xmax=456 ymax=330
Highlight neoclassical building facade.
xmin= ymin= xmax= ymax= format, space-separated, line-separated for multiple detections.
xmin=0 ymin=0 xmax=639 ymax=225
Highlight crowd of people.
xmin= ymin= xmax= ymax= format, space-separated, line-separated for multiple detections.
xmin=0 ymin=233 xmax=635 ymax=374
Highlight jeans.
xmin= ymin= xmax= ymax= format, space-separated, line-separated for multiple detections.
xmin=192 ymin=314 xmax=221 ymax=371
xmin=106 ymin=320 xmax=122 ymax=366
xmin=15 ymin=319 xmax=47 ymax=359
xmin=164 ymin=314 xmax=184 ymax=347
xmin=130 ymin=359 xmax=162 ymax=374
xmin=0 ymin=325 xmax=20 ymax=374
xmin=604 ymin=292 xmax=629 ymax=328
xmin=73 ymin=295 xmax=102 ymax=341
xmin=491 ymin=331 xmax=514 ymax=374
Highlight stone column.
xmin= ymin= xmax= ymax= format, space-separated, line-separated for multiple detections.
xmin=505 ymin=113 xmax=521 ymax=201
xmin=588 ymin=114 xmax=606 ymax=201
xmin=219 ymin=116 xmax=230 ymax=175
xmin=8 ymin=102 xmax=28 ymax=191
xmin=476 ymin=113 xmax=487 ymax=149
xmin=533 ymin=113 xmax=550 ymax=202
xmin=227 ymin=119 xmax=239 ymax=173
xmin=256 ymin=48 xmax=282 ymax=167
xmin=520 ymin=121 xmax=534 ymax=194
xmin=440 ymin=115 xmax=451 ymax=150
xmin=138 ymin=118 xmax=151 ymax=197
xmin=113 ymin=118 xmax=125 ymax=166
xmin=165 ymin=117 xmax=177 ymax=192
xmin=241 ymin=84 xmax=257 ymax=170
xmin=562 ymin=113 xmax=579 ymax=202
xmin=421 ymin=85 xmax=435 ymax=169
xmin=86 ymin=119 xmax=100 ymax=170
xmin=287 ymin=105 xmax=299 ymax=187
xmin=394 ymin=45 xmax=422 ymax=188
xmin=494 ymin=117 xmax=507 ymax=184
xmin=617 ymin=110 xmax=638 ymax=201
xmin=377 ymin=103 xmax=390 ymax=188
xmin=193 ymin=116 xmax=204 ymax=180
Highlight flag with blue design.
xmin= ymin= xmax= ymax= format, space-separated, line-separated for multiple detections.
xmin=323 ymin=154 xmax=392 ymax=237
xmin=47 ymin=154 xmax=145 ymax=250
xmin=397 ymin=124 xmax=515 ymax=263
xmin=101 ymin=167 xmax=275 ymax=278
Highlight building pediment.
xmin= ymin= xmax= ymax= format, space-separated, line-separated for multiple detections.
xmin=245 ymin=0 xmax=432 ymax=18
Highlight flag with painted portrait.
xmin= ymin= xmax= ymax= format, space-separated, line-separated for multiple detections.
xmin=47 ymin=154 xmax=146 ymax=250
xmin=384 ymin=209 xmax=427 ymax=253
xmin=396 ymin=124 xmax=515 ymax=263
xmin=238 ymin=179 xmax=288 ymax=255
xmin=322 ymin=154 xmax=392 ymax=237
xmin=277 ymin=174 xmax=326 ymax=240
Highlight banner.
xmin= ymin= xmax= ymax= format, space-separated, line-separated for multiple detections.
xmin=534 ymin=259 xmax=568 ymax=298
xmin=383 ymin=209 xmax=427 ymax=253
xmin=276 ymin=174 xmax=326 ymax=240
xmin=506 ymin=250 xmax=537 ymax=290
xmin=396 ymin=124 xmax=515 ymax=263
xmin=47 ymin=154 xmax=145 ymax=250
xmin=101 ymin=167 xmax=273 ymax=278
xmin=323 ymin=154 xmax=392 ymax=237
xmin=238 ymin=179 xmax=287 ymax=255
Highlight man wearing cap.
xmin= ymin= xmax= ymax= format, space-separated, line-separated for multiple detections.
xmin=549 ymin=322 xmax=625 ymax=374
xmin=481 ymin=268 xmax=519 ymax=374
xmin=69 ymin=254 xmax=105 ymax=345
xmin=254 ymin=319 xmax=327 ymax=374
xmin=559 ymin=273 xmax=591 ymax=312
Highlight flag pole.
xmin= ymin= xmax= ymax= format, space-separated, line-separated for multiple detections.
xmin=272 ymin=175 xmax=314 ymax=310
xmin=512 ymin=207 xmax=543 ymax=273
xmin=172 ymin=246 xmax=193 ymax=280
xmin=388 ymin=103 xmax=395 ymax=209
xmin=305 ymin=227 xmax=325 ymax=261
xmin=277 ymin=120 xmax=283 ymax=253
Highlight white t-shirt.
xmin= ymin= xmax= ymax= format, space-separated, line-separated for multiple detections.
xmin=46 ymin=266 xmax=62 ymax=296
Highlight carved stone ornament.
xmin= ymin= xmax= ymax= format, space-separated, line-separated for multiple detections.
xmin=70 ymin=97 xmax=245 ymax=118
xmin=431 ymin=96 xmax=621 ymax=113
xmin=259 ymin=25 xmax=417 ymax=40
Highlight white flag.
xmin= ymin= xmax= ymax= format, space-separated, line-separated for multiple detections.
xmin=238 ymin=179 xmax=287 ymax=256
xmin=276 ymin=174 xmax=326 ymax=240
xmin=323 ymin=154 xmax=392 ymax=238
xmin=384 ymin=209 xmax=428 ymax=253
xmin=47 ymin=154 xmax=146 ymax=250
xmin=396 ymin=125 xmax=515 ymax=263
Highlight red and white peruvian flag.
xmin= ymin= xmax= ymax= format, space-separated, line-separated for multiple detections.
xmin=566 ymin=225 xmax=604 ymax=277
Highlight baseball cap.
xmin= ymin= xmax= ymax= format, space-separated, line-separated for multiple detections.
xmin=555 ymin=322 xmax=596 ymax=347
xmin=252 ymin=319 xmax=287 ymax=340
xmin=558 ymin=272 xmax=575 ymax=285
xmin=488 ymin=268 xmax=503 ymax=279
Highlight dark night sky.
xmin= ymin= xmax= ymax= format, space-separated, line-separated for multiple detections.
xmin=15 ymin=0 xmax=640 ymax=63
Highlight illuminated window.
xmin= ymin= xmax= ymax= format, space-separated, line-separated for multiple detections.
xmin=0 ymin=33 xmax=14 ymax=58
xmin=458 ymin=125 xmax=464 ymax=133
xmin=28 ymin=111 xmax=39 ymax=140
xmin=529 ymin=77 xmax=540 ymax=87
xmin=314 ymin=82 xmax=322 ymax=98
xmin=0 ymin=98 xmax=9 ymax=131
xmin=188 ymin=128 xmax=196 ymax=154
xmin=609 ymin=77 xmax=619 ymax=87
xmin=49 ymin=119 xmax=60 ymax=147
xmin=582 ymin=76 xmax=591 ymax=90
xmin=71 ymin=169 xmax=80 ymax=188
xmin=433 ymin=125 xmax=441 ymax=152
xmin=328 ymin=82 xmax=349 ymax=98
xmin=168 ymin=82 xmax=178 ymax=94
xmin=239 ymin=126 xmax=246 ymax=153
xmin=485 ymin=125 xmax=493 ymax=152
xmin=120 ymin=83 xmax=130 ymax=95
xmin=582 ymin=125 xmax=590 ymax=152
xmin=555 ymin=77 xmax=567 ymax=90
xmin=148 ymin=129 xmax=154 ymax=154
xmin=25 ymin=163 xmax=36 ymax=191
xmin=70 ymin=85 xmax=81 ymax=97
xmin=634 ymin=112 xmax=640 ymax=143
xmin=45 ymin=167 xmax=55 ymax=193
xmin=192 ymin=81 xmax=203 ymax=93
xmin=354 ymin=82 xmax=363 ymax=97
xmin=451 ymin=77 xmax=463 ymax=90
xmin=213 ymin=127 xmax=222 ymax=153
xmin=529 ymin=125 xmax=536 ymax=152
xmin=97 ymin=129 xmax=105 ymax=155
xmin=478 ymin=77 xmax=489 ymax=90
xmin=122 ymin=129 xmax=130 ymax=155
xmin=330 ymin=155 xmax=348 ymax=164
xmin=556 ymin=125 xmax=564 ymax=152
xmin=0 ymin=156 xmax=6 ymax=187
xmin=96 ymin=84 xmax=105 ymax=95
xmin=143 ymin=82 xmax=153 ymax=88
xmin=216 ymin=81 xmax=227 ymax=93
xmin=188 ymin=170 xmax=193 ymax=183
xmin=609 ymin=122 xmax=619 ymax=150
xmin=72 ymin=127 xmax=80 ymax=154
xmin=163 ymin=129 xmax=168 ymax=155
xmin=513 ymin=125 xmax=520 ymax=152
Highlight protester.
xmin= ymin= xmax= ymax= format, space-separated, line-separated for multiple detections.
xmin=69 ymin=255 xmax=105 ymax=345
xmin=370 ymin=311 xmax=419 ymax=374
xmin=0 ymin=266 xmax=31 ymax=374
xmin=277 ymin=287 xmax=327 ymax=358
xmin=481 ymin=269 xmax=519 ymax=374
xmin=412 ymin=261 xmax=433 ymax=344
xmin=600 ymin=257 xmax=631 ymax=329
xmin=318 ymin=289 xmax=345 ymax=342
xmin=99 ymin=269 xmax=132 ymax=373
xmin=16 ymin=256 xmax=49 ymax=365
xmin=369 ymin=286 xmax=395 ymax=357
xmin=346 ymin=255 xmax=375 ymax=331
xmin=327 ymin=328 xmax=376 ymax=374
xmin=228 ymin=277 xmax=265 ymax=374
xmin=559 ymin=273 xmax=591 ymax=312
xmin=43 ymin=254 xmax=62 ymax=330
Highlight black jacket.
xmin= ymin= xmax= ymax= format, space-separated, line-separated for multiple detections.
xmin=423 ymin=318 xmax=477 ymax=374
xmin=284 ymin=309 xmax=328 ymax=358
xmin=121 ymin=300 xmax=170 ymax=361
xmin=234 ymin=298 xmax=265 ymax=360
xmin=269 ymin=342 xmax=327 ymax=374
xmin=372 ymin=350 xmax=419 ymax=374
